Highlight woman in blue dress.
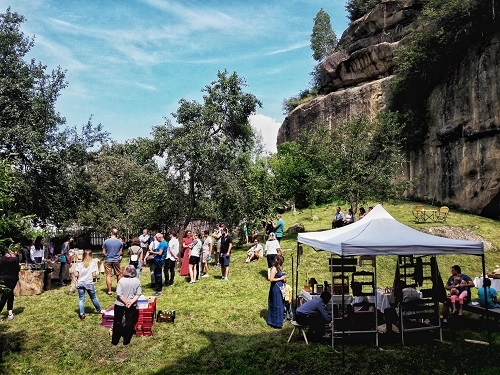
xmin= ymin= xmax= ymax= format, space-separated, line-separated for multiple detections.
xmin=267 ymin=255 xmax=286 ymax=329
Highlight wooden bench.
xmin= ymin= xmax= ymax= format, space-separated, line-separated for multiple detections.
xmin=463 ymin=303 xmax=500 ymax=323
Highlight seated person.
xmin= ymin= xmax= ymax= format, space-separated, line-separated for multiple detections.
xmin=245 ymin=239 xmax=263 ymax=263
xmin=442 ymin=265 xmax=474 ymax=320
xmin=344 ymin=208 xmax=355 ymax=225
xmin=478 ymin=278 xmax=500 ymax=309
xmin=448 ymin=275 xmax=468 ymax=315
xmin=295 ymin=290 xmax=332 ymax=341
xmin=383 ymin=282 xmax=421 ymax=333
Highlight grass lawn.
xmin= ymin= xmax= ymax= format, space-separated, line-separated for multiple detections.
xmin=0 ymin=201 xmax=499 ymax=374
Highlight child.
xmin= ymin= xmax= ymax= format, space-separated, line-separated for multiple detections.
xmin=283 ymin=281 xmax=293 ymax=321
xmin=74 ymin=249 xmax=105 ymax=320
xmin=448 ymin=276 xmax=467 ymax=315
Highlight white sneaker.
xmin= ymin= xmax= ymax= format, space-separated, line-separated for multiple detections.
xmin=201 ymin=274 xmax=209 ymax=278
xmin=100 ymin=309 xmax=106 ymax=315
xmin=7 ymin=313 xmax=15 ymax=320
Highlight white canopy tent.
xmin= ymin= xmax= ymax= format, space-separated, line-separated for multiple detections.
xmin=298 ymin=204 xmax=484 ymax=256
xmin=296 ymin=204 xmax=486 ymax=346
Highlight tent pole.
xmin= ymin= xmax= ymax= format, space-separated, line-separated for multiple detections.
xmin=481 ymin=254 xmax=491 ymax=346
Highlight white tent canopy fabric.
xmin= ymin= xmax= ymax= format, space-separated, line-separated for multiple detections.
xmin=297 ymin=204 xmax=484 ymax=256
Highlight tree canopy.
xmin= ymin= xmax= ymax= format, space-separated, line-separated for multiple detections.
xmin=310 ymin=8 xmax=337 ymax=62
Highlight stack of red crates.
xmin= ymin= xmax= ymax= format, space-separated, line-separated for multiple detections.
xmin=135 ymin=297 xmax=156 ymax=337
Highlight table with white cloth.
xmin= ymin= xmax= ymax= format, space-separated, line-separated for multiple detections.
xmin=300 ymin=289 xmax=394 ymax=312
xmin=474 ymin=277 xmax=500 ymax=291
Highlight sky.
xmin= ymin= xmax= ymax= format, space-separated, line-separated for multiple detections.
xmin=2 ymin=0 xmax=348 ymax=153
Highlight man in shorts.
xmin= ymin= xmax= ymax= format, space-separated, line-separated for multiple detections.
xmin=219 ymin=227 xmax=232 ymax=280
xmin=102 ymin=228 xmax=123 ymax=295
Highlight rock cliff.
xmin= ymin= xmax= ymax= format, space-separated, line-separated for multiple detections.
xmin=277 ymin=0 xmax=500 ymax=219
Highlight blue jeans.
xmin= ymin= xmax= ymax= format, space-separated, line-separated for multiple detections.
xmin=77 ymin=283 xmax=102 ymax=315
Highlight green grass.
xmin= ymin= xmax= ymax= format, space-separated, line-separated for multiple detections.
xmin=1 ymin=200 xmax=499 ymax=374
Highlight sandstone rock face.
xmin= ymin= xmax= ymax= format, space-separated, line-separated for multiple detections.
xmin=277 ymin=0 xmax=500 ymax=218
xmin=405 ymin=34 xmax=500 ymax=218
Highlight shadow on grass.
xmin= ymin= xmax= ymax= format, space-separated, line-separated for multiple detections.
xmin=147 ymin=320 xmax=500 ymax=375
xmin=0 ymin=324 xmax=25 ymax=373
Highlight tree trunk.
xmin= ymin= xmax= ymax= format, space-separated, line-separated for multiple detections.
xmin=14 ymin=270 xmax=45 ymax=296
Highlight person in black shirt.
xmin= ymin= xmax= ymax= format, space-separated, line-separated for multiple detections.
xmin=219 ymin=228 xmax=232 ymax=280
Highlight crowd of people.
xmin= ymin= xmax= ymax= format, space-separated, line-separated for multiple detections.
xmin=3 ymin=209 xmax=498 ymax=348
xmin=331 ymin=206 xmax=371 ymax=229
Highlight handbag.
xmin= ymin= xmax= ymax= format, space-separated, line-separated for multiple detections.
xmin=59 ymin=255 xmax=67 ymax=263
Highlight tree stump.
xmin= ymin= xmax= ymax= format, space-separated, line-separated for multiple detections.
xmin=14 ymin=270 xmax=45 ymax=296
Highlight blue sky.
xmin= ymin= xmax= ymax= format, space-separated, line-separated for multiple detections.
xmin=2 ymin=0 xmax=348 ymax=153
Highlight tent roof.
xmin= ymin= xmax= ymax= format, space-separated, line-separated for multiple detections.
xmin=297 ymin=204 xmax=484 ymax=256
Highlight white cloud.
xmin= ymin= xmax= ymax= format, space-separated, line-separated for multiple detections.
xmin=250 ymin=113 xmax=282 ymax=154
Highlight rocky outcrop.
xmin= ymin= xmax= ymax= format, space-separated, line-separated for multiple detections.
xmin=406 ymin=34 xmax=500 ymax=218
xmin=277 ymin=0 xmax=500 ymax=219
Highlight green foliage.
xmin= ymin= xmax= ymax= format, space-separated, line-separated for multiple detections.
xmin=272 ymin=113 xmax=407 ymax=213
xmin=75 ymin=141 xmax=180 ymax=233
xmin=310 ymin=8 xmax=337 ymax=62
xmin=390 ymin=0 xmax=496 ymax=147
xmin=282 ymin=87 xmax=318 ymax=114
xmin=0 ymin=9 xmax=109 ymax=227
xmin=153 ymin=70 xmax=262 ymax=228
xmin=345 ymin=0 xmax=381 ymax=22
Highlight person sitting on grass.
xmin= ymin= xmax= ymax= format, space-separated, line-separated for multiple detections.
xmin=478 ymin=278 xmax=500 ymax=309
xmin=245 ymin=239 xmax=263 ymax=263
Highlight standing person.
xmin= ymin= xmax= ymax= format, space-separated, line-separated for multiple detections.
xmin=188 ymin=233 xmax=202 ymax=284
xmin=242 ymin=214 xmax=249 ymax=244
xmin=128 ymin=237 xmax=143 ymax=278
xmin=332 ymin=207 xmax=344 ymax=228
xmin=145 ymin=232 xmax=158 ymax=288
xmin=267 ymin=255 xmax=286 ymax=329
xmin=219 ymin=227 xmax=232 ymax=280
xmin=139 ymin=229 xmax=153 ymax=285
xmin=200 ymin=230 xmax=213 ymax=278
xmin=0 ymin=249 xmax=20 ymax=321
xmin=212 ymin=224 xmax=222 ymax=268
xmin=442 ymin=265 xmax=474 ymax=322
xmin=102 ymin=229 xmax=123 ymax=296
xmin=75 ymin=249 xmax=105 ymax=320
xmin=139 ymin=229 xmax=150 ymax=252
xmin=146 ymin=233 xmax=167 ymax=296
xmin=111 ymin=265 xmax=142 ymax=346
xmin=30 ymin=236 xmax=45 ymax=264
xmin=265 ymin=233 xmax=280 ymax=277
xmin=273 ymin=214 xmax=285 ymax=243
xmin=164 ymin=232 xmax=179 ymax=286
xmin=180 ymin=230 xmax=193 ymax=277
xmin=59 ymin=235 xmax=73 ymax=286
xmin=20 ymin=240 xmax=31 ymax=264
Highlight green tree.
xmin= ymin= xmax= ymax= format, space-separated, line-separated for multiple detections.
xmin=305 ymin=113 xmax=407 ymax=214
xmin=345 ymin=0 xmax=381 ymax=22
xmin=76 ymin=141 xmax=183 ymax=233
xmin=0 ymin=9 xmax=108 ymax=226
xmin=310 ymin=8 xmax=338 ymax=62
xmin=153 ymin=70 xmax=262 ymax=229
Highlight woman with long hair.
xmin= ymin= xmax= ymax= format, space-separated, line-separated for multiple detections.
xmin=180 ymin=230 xmax=193 ymax=277
xmin=75 ymin=249 xmax=105 ymax=320
xmin=30 ymin=236 xmax=45 ymax=263
xmin=0 ymin=249 xmax=20 ymax=321
xmin=267 ymin=255 xmax=286 ymax=329
xmin=112 ymin=265 xmax=142 ymax=346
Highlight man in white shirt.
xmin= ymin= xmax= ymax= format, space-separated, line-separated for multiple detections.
xmin=164 ymin=232 xmax=179 ymax=286
xmin=245 ymin=239 xmax=264 ymax=263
